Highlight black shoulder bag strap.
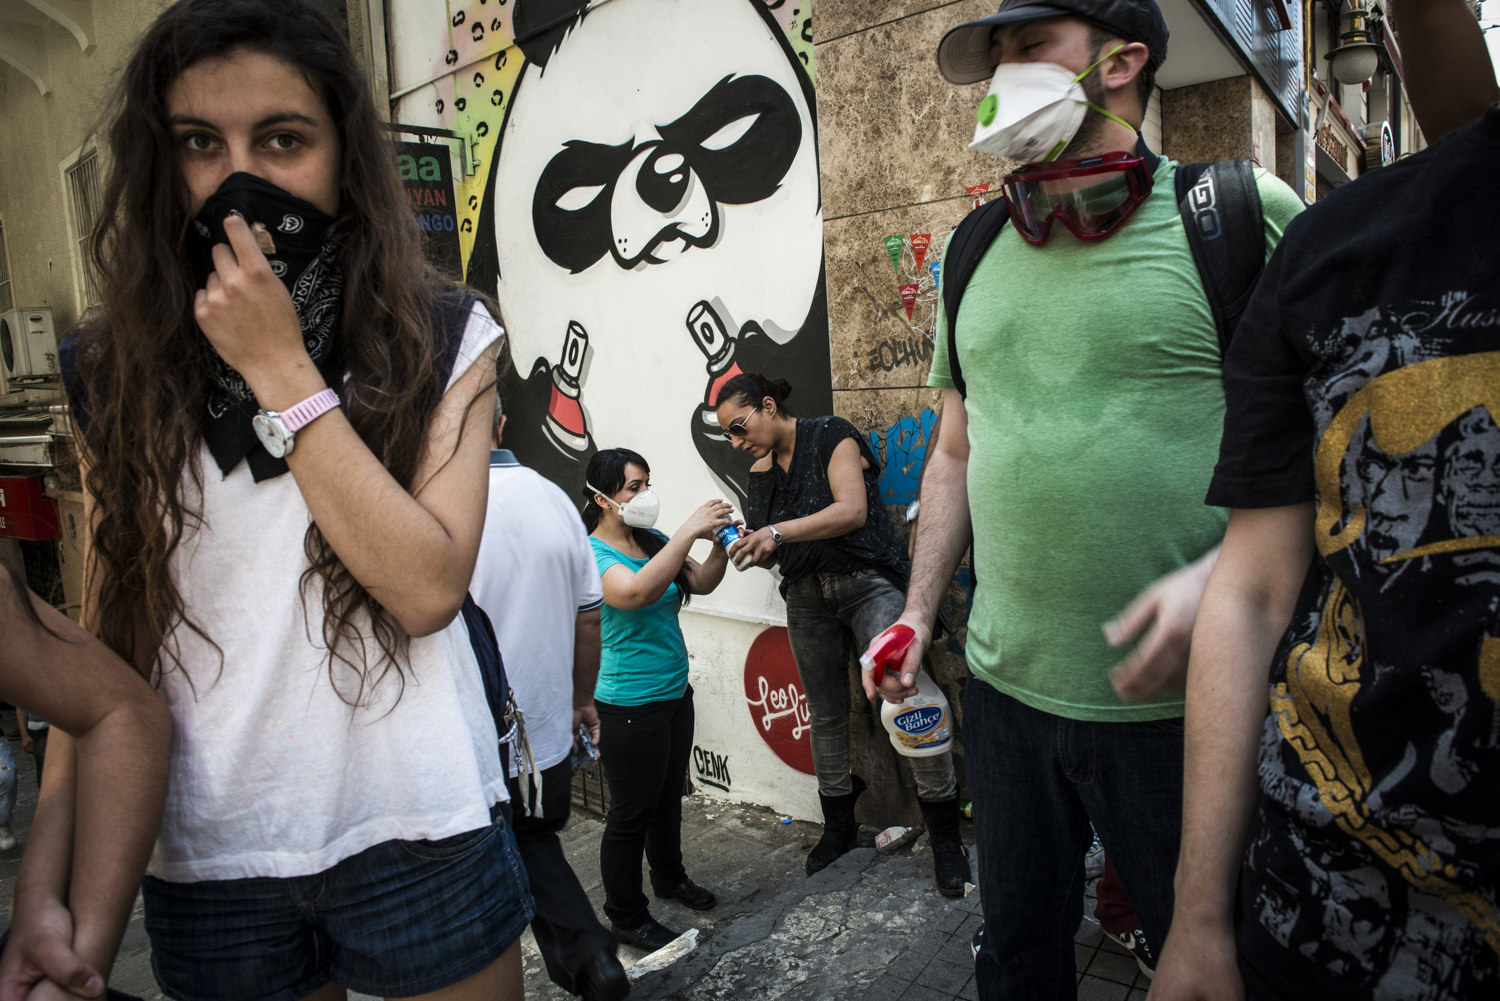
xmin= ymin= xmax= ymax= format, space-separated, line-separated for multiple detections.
xmin=940 ymin=197 xmax=1011 ymax=400
xmin=437 ymin=291 xmax=535 ymax=819
xmin=1174 ymin=159 xmax=1265 ymax=359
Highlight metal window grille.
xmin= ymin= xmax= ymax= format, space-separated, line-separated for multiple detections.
xmin=571 ymin=763 xmax=611 ymax=817
xmin=0 ymin=220 xmax=12 ymax=314
xmin=65 ymin=150 xmax=103 ymax=310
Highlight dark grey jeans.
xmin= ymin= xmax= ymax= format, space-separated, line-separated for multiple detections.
xmin=783 ymin=568 xmax=957 ymax=802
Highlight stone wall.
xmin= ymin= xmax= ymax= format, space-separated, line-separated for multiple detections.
xmin=817 ymin=1 xmax=1003 ymax=824
xmin=1161 ymin=73 xmax=1282 ymax=168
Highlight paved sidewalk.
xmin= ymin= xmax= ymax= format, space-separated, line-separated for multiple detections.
xmin=517 ymin=795 xmax=1151 ymax=1001
xmin=0 ymin=742 xmax=1150 ymax=999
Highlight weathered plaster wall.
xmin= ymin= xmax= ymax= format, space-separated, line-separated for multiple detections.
xmin=0 ymin=1 xmax=173 ymax=330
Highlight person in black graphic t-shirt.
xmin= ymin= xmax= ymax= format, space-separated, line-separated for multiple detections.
xmin=713 ymin=373 xmax=968 ymax=897
xmin=1151 ymin=5 xmax=1500 ymax=997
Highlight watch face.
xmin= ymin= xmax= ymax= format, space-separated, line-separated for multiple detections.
xmin=252 ymin=413 xmax=291 ymax=458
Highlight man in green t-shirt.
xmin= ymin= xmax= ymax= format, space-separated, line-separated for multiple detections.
xmin=862 ymin=0 xmax=1302 ymax=997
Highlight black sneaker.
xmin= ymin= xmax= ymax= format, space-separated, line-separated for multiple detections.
xmin=1105 ymin=926 xmax=1157 ymax=979
xmin=611 ymin=915 xmax=681 ymax=952
xmin=651 ymin=876 xmax=717 ymax=910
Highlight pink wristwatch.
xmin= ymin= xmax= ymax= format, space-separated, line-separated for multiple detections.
xmin=251 ymin=387 xmax=341 ymax=459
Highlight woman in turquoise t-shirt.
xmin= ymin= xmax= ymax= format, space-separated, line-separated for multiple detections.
xmin=583 ymin=447 xmax=733 ymax=953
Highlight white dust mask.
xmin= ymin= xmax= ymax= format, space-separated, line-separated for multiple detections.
xmin=589 ymin=482 xmax=661 ymax=530
xmin=969 ymin=47 xmax=1132 ymax=163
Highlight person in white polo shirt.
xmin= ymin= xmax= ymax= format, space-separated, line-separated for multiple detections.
xmin=472 ymin=370 xmax=630 ymax=1001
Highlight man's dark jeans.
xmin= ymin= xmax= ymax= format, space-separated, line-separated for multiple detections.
xmin=966 ymin=677 xmax=1184 ymax=1000
xmin=508 ymin=759 xmax=618 ymax=993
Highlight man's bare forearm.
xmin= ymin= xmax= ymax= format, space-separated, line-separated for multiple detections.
xmin=572 ymin=608 xmax=602 ymax=709
xmin=1173 ymin=506 xmax=1313 ymax=922
xmin=68 ymin=693 xmax=172 ymax=972
xmin=13 ymin=737 xmax=76 ymax=923
xmin=905 ymin=393 xmax=972 ymax=626
xmin=907 ymin=458 xmax=970 ymax=625
xmin=1389 ymin=0 xmax=1498 ymax=141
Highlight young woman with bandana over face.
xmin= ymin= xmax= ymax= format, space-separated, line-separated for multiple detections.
xmin=714 ymin=373 xmax=969 ymax=897
xmin=581 ymin=448 xmax=733 ymax=952
xmin=57 ymin=2 xmax=531 ymax=999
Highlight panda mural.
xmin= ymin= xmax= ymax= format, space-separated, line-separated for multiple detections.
xmin=466 ymin=0 xmax=831 ymax=513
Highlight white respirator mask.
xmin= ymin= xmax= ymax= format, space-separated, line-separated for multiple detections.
xmin=969 ymin=46 xmax=1132 ymax=163
xmin=589 ymin=482 xmax=661 ymax=530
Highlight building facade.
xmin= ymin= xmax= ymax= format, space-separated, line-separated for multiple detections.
xmin=0 ymin=0 xmax=1441 ymax=820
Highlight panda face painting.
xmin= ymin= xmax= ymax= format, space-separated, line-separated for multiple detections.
xmin=481 ymin=0 xmax=827 ymax=519
xmin=492 ymin=0 xmax=822 ymax=351
xmin=533 ymin=72 xmax=803 ymax=273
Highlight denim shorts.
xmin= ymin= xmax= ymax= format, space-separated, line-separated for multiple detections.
xmin=142 ymin=808 xmax=533 ymax=1001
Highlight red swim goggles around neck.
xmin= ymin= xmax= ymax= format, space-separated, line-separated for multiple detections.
xmin=1001 ymin=151 xmax=1155 ymax=245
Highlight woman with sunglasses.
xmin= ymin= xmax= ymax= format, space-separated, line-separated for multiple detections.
xmin=714 ymin=373 xmax=968 ymax=896
xmin=60 ymin=2 xmax=531 ymax=997
xmin=581 ymin=448 xmax=733 ymax=952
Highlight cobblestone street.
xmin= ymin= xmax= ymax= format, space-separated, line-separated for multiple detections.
xmin=0 ymin=738 xmax=1150 ymax=1000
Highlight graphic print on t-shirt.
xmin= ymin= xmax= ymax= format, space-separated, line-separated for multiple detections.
xmin=1246 ymin=287 xmax=1500 ymax=999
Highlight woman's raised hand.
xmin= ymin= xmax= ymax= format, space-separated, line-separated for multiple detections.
xmin=193 ymin=214 xmax=310 ymax=392
xmin=682 ymin=499 xmax=735 ymax=541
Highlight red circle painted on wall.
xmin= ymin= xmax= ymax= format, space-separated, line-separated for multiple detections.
xmin=743 ymin=626 xmax=813 ymax=775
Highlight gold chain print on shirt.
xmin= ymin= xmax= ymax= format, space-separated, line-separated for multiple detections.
xmin=1272 ymin=349 xmax=1500 ymax=955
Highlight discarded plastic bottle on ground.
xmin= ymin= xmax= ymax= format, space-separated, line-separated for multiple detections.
xmin=860 ymin=624 xmax=953 ymax=758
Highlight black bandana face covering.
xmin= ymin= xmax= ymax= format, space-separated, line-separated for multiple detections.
xmin=186 ymin=172 xmax=344 ymax=482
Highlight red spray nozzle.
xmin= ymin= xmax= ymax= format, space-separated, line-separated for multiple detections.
xmin=859 ymin=624 xmax=917 ymax=676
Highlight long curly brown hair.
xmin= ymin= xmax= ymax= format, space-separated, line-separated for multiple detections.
xmin=71 ymin=0 xmax=480 ymax=696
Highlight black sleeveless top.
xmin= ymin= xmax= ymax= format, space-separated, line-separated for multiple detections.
xmin=745 ymin=416 xmax=904 ymax=588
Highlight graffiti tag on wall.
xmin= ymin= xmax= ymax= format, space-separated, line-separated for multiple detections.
xmin=743 ymin=626 xmax=813 ymax=775
xmin=692 ymin=745 xmax=733 ymax=792
xmin=866 ymin=407 xmax=938 ymax=507
xmin=864 ymin=334 xmax=934 ymax=375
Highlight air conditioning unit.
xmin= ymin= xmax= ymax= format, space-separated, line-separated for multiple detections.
xmin=0 ymin=308 xmax=59 ymax=390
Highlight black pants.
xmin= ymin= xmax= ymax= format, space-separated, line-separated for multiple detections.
xmin=29 ymin=727 xmax=46 ymax=788
xmin=595 ymin=688 xmax=694 ymax=928
xmin=508 ymin=759 xmax=618 ymax=994
xmin=966 ymin=681 xmax=1184 ymax=1001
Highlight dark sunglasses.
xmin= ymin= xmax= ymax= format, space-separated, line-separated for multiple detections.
xmin=720 ymin=406 xmax=759 ymax=440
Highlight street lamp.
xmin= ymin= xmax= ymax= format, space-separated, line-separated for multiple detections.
xmin=1327 ymin=0 xmax=1383 ymax=85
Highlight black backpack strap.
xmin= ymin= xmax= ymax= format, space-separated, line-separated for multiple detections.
xmin=461 ymin=593 xmax=538 ymax=817
xmin=1175 ymin=160 xmax=1265 ymax=359
xmin=940 ymin=197 xmax=1011 ymax=399
xmin=432 ymin=288 xmax=482 ymax=390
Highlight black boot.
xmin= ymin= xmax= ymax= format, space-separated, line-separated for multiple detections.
xmin=805 ymin=774 xmax=866 ymax=876
xmin=919 ymin=796 xmax=970 ymax=898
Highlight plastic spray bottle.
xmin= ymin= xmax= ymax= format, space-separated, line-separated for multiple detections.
xmin=859 ymin=624 xmax=953 ymax=758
